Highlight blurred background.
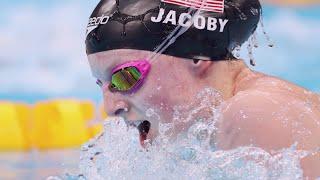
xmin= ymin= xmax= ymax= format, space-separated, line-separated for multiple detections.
xmin=0 ymin=0 xmax=319 ymax=179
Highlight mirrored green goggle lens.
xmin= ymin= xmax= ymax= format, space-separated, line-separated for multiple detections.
xmin=109 ymin=67 xmax=141 ymax=91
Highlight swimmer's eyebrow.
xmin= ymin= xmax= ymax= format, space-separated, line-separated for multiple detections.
xmin=106 ymin=62 xmax=120 ymax=75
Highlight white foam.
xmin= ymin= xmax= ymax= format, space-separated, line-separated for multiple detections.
xmin=73 ymin=88 xmax=308 ymax=180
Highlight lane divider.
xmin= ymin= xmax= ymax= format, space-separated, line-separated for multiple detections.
xmin=0 ymin=102 xmax=30 ymax=151
xmin=0 ymin=100 xmax=106 ymax=151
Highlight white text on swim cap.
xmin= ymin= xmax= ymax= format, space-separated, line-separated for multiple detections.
xmin=86 ymin=14 xmax=110 ymax=37
xmin=151 ymin=8 xmax=228 ymax=32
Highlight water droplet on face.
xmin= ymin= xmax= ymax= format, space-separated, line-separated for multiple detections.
xmin=159 ymin=123 xmax=174 ymax=137
xmin=146 ymin=108 xmax=156 ymax=118
xmin=239 ymin=110 xmax=248 ymax=119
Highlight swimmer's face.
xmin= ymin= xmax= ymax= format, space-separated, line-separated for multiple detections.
xmin=88 ymin=49 xmax=215 ymax=143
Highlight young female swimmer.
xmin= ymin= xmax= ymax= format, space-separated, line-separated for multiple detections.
xmin=85 ymin=0 xmax=320 ymax=178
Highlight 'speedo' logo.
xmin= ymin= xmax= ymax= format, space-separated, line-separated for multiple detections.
xmin=86 ymin=14 xmax=110 ymax=37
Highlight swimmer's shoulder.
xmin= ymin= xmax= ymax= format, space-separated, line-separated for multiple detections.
xmin=218 ymin=72 xmax=320 ymax=178
xmin=234 ymin=69 xmax=320 ymax=105
xmin=217 ymin=71 xmax=320 ymax=150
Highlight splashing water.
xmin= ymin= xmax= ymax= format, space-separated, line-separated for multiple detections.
xmin=73 ymin=119 xmax=307 ymax=180
xmin=231 ymin=7 xmax=275 ymax=67
xmin=247 ymin=34 xmax=256 ymax=66
xmin=259 ymin=14 xmax=274 ymax=48
xmin=57 ymin=88 xmax=311 ymax=180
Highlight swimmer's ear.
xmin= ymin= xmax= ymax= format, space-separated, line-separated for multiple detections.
xmin=189 ymin=59 xmax=213 ymax=77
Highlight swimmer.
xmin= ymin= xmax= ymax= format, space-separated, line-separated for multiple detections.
xmin=85 ymin=0 xmax=320 ymax=178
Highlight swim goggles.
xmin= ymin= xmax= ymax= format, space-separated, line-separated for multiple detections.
xmin=96 ymin=60 xmax=151 ymax=94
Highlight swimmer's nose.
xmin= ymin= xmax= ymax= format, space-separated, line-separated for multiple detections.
xmin=104 ymin=99 xmax=129 ymax=116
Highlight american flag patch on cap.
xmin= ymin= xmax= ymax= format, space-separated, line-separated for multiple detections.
xmin=161 ymin=0 xmax=225 ymax=13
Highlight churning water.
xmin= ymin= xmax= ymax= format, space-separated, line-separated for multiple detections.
xmin=75 ymin=120 xmax=307 ymax=180
xmin=59 ymin=88 xmax=318 ymax=180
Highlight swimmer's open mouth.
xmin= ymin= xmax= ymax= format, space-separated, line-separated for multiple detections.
xmin=125 ymin=120 xmax=151 ymax=146
xmin=137 ymin=120 xmax=151 ymax=146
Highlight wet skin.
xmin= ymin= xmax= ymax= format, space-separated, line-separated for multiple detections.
xmin=88 ymin=49 xmax=320 ymax=178
xmin=217 ymin=68 xmax=320 ymax=178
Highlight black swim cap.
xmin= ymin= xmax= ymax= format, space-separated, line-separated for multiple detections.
xmin=85 ymin=0 xmax=261 ymax=61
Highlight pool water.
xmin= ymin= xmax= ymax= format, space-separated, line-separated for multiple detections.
xmin=76 ymin=114 xmax=307 ymax=179
xmin=249 ymin=6 xmax=320 ymax=92
xmin=0 ymin=150 xmax=80 ymax=180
